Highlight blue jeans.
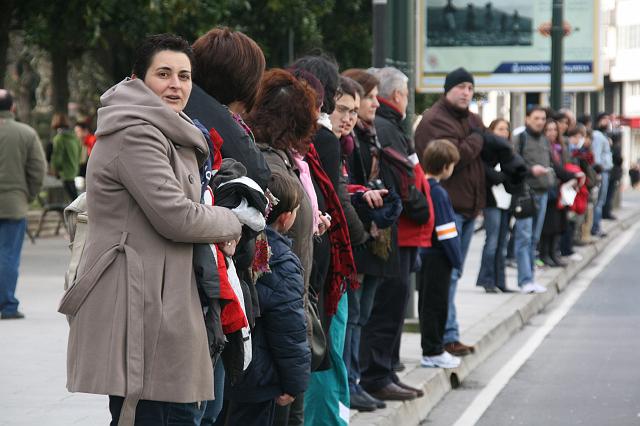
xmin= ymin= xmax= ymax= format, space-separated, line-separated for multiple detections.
xmin=444 ymin=214 xmax=476 ymax=345
xmin=166 ymin=401 xmax=206 ymax=426
xmin=592 ymin=171 xmax=609 ymax=235
xmin=201 ymin=359 xmax=225 ymax=425
xmin=0 ymin=218 xmax=27 ymax=315
xmin=476 ymin=208 xmax=511 ymax=290
xmin=344 ymin=274 xmax=382 ymax=393
xmin=514 ymin=193 xmax=548 ymax=286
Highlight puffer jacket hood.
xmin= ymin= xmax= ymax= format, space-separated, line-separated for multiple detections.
xmin=96 ymin=78 xmax=208 ymax=164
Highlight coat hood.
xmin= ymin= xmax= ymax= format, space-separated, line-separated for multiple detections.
xmin=96 ymin=78 xmax=208 ymax=160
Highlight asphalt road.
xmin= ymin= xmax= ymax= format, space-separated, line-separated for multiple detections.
xmin=425 ymin=223 xmax=640 ymax=426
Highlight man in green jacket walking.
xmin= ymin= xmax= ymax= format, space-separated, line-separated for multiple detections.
xmin=0 ymin=89 xmax=46 ymax=319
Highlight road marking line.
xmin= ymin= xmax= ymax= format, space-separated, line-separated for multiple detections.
xmin=452 ymin=223 xmax=640 ymax=426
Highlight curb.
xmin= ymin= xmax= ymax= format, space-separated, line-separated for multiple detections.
xmin=350 ymin=210 xmax=640 ymax=426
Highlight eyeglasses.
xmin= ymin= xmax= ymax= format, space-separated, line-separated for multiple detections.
xmin=335 ymin=104 xmax=358 ymax=118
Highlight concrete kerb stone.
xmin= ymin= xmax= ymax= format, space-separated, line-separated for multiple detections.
xmin=350 ymin=207 xmax=640 ymax=426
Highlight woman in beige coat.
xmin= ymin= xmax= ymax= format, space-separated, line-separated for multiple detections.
xmin=58 ymin=34 xmax=241 ymax=425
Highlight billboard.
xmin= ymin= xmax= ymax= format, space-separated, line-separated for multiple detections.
xmin=417 ymin=0 xmax=602 ymax=92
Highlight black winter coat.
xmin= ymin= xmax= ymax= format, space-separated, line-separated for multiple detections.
xmin=184 ymin=85 xmax=271 ymax=190
xmin=225 ymin=226 xmax=311 ymax=403
xmin=349 ymin=121 xmax=400 ymax=278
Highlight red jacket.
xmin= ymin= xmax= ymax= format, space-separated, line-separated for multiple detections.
xmin=398 ymin=165 xmax=435 ymax=247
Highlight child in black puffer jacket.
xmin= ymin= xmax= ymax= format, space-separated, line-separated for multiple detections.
xmin=224 ymin=172 xmax=311 ymax=426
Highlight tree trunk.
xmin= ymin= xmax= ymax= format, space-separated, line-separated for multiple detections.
xmin=0 ymin=0 xmax=15 ymax=87
xmin=50 ymin=49 xmax=69 ymax=114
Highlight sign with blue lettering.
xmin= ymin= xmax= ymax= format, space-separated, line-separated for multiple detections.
xmin=417 ymin=0 xmax=602 ymax=92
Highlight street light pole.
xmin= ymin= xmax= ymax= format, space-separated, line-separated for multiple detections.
xmin=372 ymin=0 xmax=387 ymax=68
xmin=550 ymin=0 xmax=564 ymax=111
xmin=386 ymin=0 xmax=416 ymax=134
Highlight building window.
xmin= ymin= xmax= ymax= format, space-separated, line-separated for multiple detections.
xmin=619 ymin=25 xmax=640 ymax=49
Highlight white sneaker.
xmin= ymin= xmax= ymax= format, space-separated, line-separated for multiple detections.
xmin=520 ymin=282 xmax=547 ymax=294
xmin=421 ymin=351 xmax=461 ymax=368
xmin=569 ymin=253 xmax=583 ymax=262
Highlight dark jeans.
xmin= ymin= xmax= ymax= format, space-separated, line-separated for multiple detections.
xmin=0 ymin=218 xmax=26 ymax=315
xmin=225 ymin=399 xmax=276 ymax=426
xmin=360 ymin=247 xmax=416 ymax=392
xmin=418 ymin=253 xmax=452 ymax=356
xmin=476 ymin=208 xmax=510 ymax=290
xmin=603 ymin=172 xmax=620 ymax=218
xmin=343 ymin=274 xmax=382 ymax=392
xmin=166 ymin=401 xmax=206 ymax=425
xmin=110 ymin=397 xmax=167 ymax=425
xmin=560 ymin=219 xmax=575 ymax=256
xmin=200 ymin=359 xmax=225 ymax=425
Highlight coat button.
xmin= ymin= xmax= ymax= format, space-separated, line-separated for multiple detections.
xmin=188 ymin=175 xmax=195 ymax=184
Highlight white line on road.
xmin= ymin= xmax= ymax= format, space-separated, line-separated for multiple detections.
xmin=452 ymin=222 xmax=640 ymax=426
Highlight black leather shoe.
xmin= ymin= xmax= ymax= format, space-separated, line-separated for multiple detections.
xmin=368 ymin=383 xmax=417 ymax=401
xmin=1 ymin=311 xmax=25 ymax=320
xmin=550 ymin=256 xmax=567 ymax=267
xmin=361 ymin=389 xmax=386 ymax=409
xmin=484 ymin=286 xmax=500 ymax=293
xmin=497 ymin=287 xmax=516 ymax=293
xmin=392 ymin=361 xmax=406 ymax=372
xmin=396 ymin=381 xmax=424 ymax=397
xmin=350 ymin=391 xmax=377 ymax=412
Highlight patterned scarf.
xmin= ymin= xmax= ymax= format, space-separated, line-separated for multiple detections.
xmin=306 ymin=143 xmax=358 ymax=316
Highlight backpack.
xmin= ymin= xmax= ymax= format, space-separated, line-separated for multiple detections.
xmin=63 ymin=193 xmax=88 ymax=290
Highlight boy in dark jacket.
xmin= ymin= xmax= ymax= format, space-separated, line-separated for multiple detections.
xmin=225 ymin=172 xmax=311 ymax=426
xmin=418 ymin=139 xmax=463 ymax=369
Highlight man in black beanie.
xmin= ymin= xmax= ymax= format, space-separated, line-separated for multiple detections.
xmin=413 ymin=67 xmax=482 ymax=356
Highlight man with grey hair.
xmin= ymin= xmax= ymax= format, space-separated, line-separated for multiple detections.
xmin=0 ymin=89 xmax=46 ymax=319
xmin=359 ymin=67 xmax=429 ymax=401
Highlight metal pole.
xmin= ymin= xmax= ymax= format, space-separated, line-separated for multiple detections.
xmin=372 ymin=0 xmax=387 ymax=68
xmin=550 ymin=0 xmax=564 ymax=111
xmin=386 ymin=0 xmax=416 ymax=135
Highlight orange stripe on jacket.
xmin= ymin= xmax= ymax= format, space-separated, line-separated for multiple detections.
xmin=436 ymin=222 xmax=458 ymax=240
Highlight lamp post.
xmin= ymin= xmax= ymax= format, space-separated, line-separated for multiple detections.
xmin=550 ymin=0 xmax=564 ymax=111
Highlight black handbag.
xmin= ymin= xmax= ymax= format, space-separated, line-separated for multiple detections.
xmin=306 ymin=287 xmax=329 ymax=371
xmin=510 ymin=183 xmax=538 ymax=219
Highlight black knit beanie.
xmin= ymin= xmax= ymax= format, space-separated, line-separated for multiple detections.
xmin=444 ymin=67 xmax=474 ymax=93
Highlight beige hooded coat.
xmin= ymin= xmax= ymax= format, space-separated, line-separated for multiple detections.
xmin=59 ymin=78 xmax=241 ymax=424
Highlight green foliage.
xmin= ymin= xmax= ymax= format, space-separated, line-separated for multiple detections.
xmin=318 ymin=0 xmax=372 ymax=70
xmin=5 ymin=0 xmax=377 ymax=115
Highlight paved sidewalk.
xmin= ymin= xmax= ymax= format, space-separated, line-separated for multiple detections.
xmin=351 ymin=189 xmax=640 ymax=426
xmin=1 ymin=191 xmax=639 ymax=426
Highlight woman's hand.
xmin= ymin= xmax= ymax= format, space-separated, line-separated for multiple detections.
xmin=316 ymin=212 xmax=331 ymax=236
xmin=218 ymin=238 xmax=240 ymax=257
xmin=362 ymin=189 xmax=388 ymax=209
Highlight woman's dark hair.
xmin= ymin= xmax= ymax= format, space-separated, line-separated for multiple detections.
xmin=488 ymin=118 xmax=510 ymax=136
xmin=266 ymin=172 xmax=302 ymax=225
xmin=192 ymin=27 xmax=266 ymax=112
xmin=342 ymin=68 xmax=379 ymax=97
xmin=51 ymin=113 xmax=70 ymax=130
xmin=132 ymin=33 xmax=194 ymax=80
xmin=336 ymin=76 xmax=364 ymax=101
xmin=292 ymin=54 xmax=339 ymax=114
xmin=289 ymin=67 xmax=324 ymax=109
xmin=246 ymin=69 xmax=317 ymax=154
xmin=567 ymin=123 xmax=587 ymax=137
